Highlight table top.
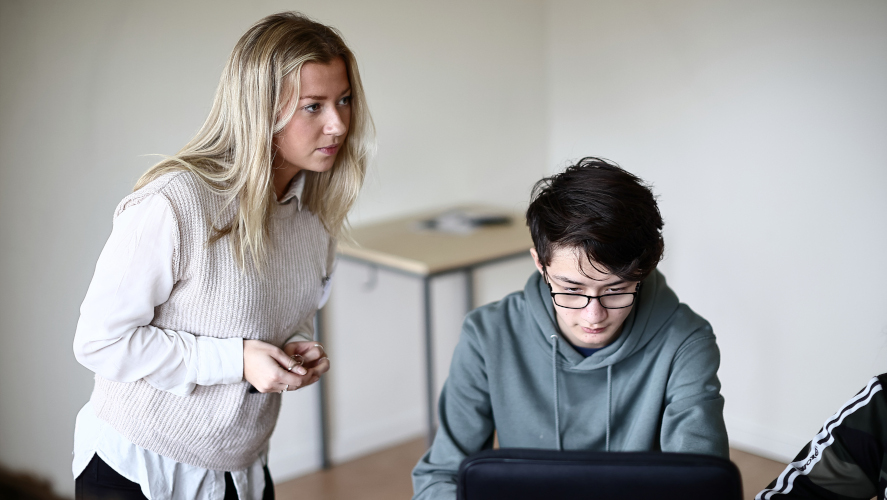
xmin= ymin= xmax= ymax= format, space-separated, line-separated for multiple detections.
xmin=338 ymin=206 xmax=534 ymax=275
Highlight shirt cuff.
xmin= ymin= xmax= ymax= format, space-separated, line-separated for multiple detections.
xmin=195 ymin=337 xmax=244 ymax=386
xmin=285 ymin=332 xmax=314 ymax=345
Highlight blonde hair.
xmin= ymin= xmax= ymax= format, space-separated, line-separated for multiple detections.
xmin=135 ymin=12 xmax=374 ymax=268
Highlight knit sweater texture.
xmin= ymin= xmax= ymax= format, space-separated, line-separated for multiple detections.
xmin=90 ymin=171 xmax=333 ymax=471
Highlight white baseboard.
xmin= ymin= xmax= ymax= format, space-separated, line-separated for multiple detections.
xmin=725 ymin=413 xmax=810 ymax=463
xmin=331 ymin=408 xmax=426 ymax=464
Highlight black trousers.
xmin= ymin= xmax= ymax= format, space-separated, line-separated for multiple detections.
xmin=75 ymin=454 xmax=275 ymax=500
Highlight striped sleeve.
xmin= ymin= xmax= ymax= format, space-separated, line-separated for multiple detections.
xmin=756 ymin=374 xmax=887 ymax=500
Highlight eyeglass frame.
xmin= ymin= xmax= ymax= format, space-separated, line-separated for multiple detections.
xmin=543 ymin=269 xmax=642 ymax=310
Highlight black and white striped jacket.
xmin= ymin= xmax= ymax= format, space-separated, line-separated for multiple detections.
xmin=757 ymin=373 xmax=887 ymax=500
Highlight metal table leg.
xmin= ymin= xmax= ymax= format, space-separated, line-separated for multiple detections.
xmin=465 ymin=266 xmax=475 ymax=313
xmin=423 ymin=275 xmax=435 ymax=445
xmin=316 ymin=311 xmax=331 ymax=469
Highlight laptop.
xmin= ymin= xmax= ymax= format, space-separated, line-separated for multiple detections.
xmin=457 ymin=448 xmax=743 ymax=500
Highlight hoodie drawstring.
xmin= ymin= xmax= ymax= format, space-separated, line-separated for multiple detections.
xmin=550 ymin=334 xmax=562 ymax=451
xmin=550 ymin=334 xmax=613 ymax=452
xmin=606 ymin=364 xmax=612 ymax=452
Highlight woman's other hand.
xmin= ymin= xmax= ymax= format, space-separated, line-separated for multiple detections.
xmin=243 ymin=339 xmax=310 ymax=393
xmin=282 ymin=341 xmax=330 ymax=390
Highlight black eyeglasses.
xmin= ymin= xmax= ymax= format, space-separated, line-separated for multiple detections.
xmin=544 ymin=274 xmax=641 ymax=310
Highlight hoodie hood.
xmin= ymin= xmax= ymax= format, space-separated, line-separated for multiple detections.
xmin=526 ymin=268 xmax=681 ymax=450
xmin=526 ymin=268 xmax=680 ymax=370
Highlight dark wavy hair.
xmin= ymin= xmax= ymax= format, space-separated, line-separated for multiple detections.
xmin=526 ymin=157 xmax=664 ymax=282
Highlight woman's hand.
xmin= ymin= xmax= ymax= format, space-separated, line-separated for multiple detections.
xmin=243 ymin=339 xmax=311 ymax=393
xmin=282 ymin=341 xmax=330 ymax=390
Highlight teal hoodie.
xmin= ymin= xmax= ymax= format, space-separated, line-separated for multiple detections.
xmin=412 ymin=269 xmax=729 ymax=499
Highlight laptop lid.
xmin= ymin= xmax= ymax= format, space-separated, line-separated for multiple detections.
xmin=457 ymin=448 xmax=743 ymax=500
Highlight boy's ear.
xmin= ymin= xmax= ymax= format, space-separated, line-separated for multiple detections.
xmin=529 ymin=248 xmax=544 ymax=274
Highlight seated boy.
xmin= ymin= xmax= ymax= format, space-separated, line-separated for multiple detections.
xmin=412 ymin=157 xmax=729 ymax=499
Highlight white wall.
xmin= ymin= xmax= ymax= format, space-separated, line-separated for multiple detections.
xmin=0 ymin=0 xmax=545 ymax=495
xmin=547 ymin=0 xmax=887 ymax=460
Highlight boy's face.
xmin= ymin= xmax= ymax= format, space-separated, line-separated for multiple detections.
xmin=531 ymin=246 xmax=639 ymax=349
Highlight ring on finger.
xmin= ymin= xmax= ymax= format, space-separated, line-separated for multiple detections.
xmin=288 ymin=354 xmax=304 ymax=372
xmin=281 ymin=384 xmax=288 ymax=394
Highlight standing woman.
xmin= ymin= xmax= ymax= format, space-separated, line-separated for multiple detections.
xmin=72 ymin=12 xmax=373 ymax=500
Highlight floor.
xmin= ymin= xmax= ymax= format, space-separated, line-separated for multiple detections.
xmin=730 ymin=448 xmax=790 ymax=500
xmin=275 ymin=438 xmax=789 ymax=500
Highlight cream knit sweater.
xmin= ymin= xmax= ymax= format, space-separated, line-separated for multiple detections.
xmin=90 ymin=171 xmax=333 ymax=471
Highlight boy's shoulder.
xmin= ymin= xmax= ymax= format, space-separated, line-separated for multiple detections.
xmin=461 ymin=288 xmax=544 ymax=351
xmin=466 ymin=289 xmax=527 ymax=325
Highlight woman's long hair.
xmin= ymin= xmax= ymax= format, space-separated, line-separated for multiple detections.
xmin=135 ymin=12 xmax=374 ymax=269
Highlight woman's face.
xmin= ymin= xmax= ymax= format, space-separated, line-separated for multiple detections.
xmin=273 ymin=57 xmax=352 ymax=183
